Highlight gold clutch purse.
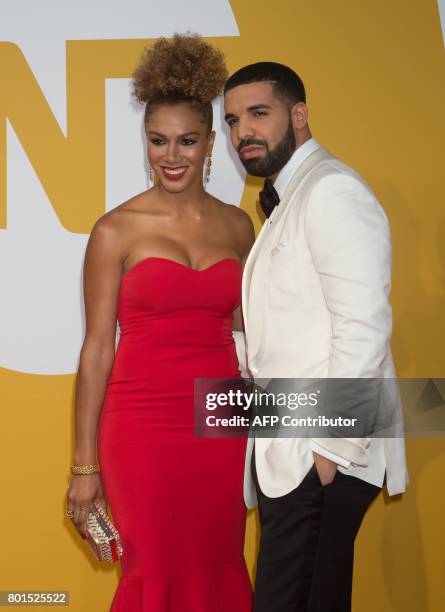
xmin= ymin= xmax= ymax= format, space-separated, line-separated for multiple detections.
xmin=85 ymin=501 xmax=123 ymax=563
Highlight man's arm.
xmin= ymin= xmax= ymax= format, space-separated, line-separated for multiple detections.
xmin=305 ymin=170 xmax=392 ymax=469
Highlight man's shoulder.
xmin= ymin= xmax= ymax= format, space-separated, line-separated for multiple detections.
xmin=309 ymin=150 xmax=365 ymax=181
xmin=302 ymin=153 xmax=376 ymax=200
xmin=297 ymin=153 xmax=389 ymax=227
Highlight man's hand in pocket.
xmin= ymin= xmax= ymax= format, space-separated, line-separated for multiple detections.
xmin=313 ymin=452 xmax=338 ymax=485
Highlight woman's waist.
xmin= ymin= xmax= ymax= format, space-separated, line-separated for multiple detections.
xmin=118 ymin=316 xmax=234 ymax=346
xmin=103 ymin=363 xmax=241 ymax=412
xmin=107 ymin=342 xmax=240 ymax=384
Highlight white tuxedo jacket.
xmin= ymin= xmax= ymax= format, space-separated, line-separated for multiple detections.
xmin=242 ymin=147 xmax=408 ymax=509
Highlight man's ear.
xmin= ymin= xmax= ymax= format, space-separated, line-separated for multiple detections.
xmin=290 ymin=102 xmax=309 ymax=131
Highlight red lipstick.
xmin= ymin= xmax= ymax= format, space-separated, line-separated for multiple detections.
xmin=161 ymin=166 xmax=188 ymax=181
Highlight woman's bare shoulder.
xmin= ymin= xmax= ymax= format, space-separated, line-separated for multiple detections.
xmin=214 ymin=198 xmax=255 ymax=255
xmin=93 ymin=190 xmax=153 ymax=232
xmin=219 ymin=200 xmax=254 ymax=237
xmin=88 ymin=190 xmax=153 ymax=256
xmin=214 ymin=198 xmax=253 ymax=227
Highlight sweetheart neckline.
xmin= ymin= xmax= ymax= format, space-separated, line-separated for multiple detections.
xmin=122 ymin=256 xmax=242 ymax=278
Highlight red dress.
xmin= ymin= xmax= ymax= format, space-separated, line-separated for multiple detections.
xmin=97 ymin=257 xmax=252 ymax=611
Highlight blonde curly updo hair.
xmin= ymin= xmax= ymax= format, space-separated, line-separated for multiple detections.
xmin=133 ymin=33 xmax=228 ymax=133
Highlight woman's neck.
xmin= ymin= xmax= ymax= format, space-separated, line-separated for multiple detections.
xmin=154 ymin=179 xmax=212 ymax=218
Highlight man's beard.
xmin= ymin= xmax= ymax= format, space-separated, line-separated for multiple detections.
xmin=238 ymin=120 xmax=296 ymax=177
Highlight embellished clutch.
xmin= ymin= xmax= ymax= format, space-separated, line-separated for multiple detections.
xmin=85 ymin=501 xmax=123 ymax=563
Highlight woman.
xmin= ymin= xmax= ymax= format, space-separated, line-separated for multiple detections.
xmin=66 ymin=33 xmax=254 ymax=611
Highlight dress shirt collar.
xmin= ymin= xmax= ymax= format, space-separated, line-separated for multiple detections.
xmin=273 ymin=137 xmax=321 ymax=200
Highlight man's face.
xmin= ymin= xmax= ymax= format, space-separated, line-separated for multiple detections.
xmin=224 ymin=81 xmax=296 ymax=177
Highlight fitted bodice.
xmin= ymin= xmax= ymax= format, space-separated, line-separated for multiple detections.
xmin=102 ymin=257 xmax=242 ymax=414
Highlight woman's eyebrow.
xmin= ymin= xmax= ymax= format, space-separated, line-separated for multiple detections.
xmin=148 ymin=130 xmax=200 ymax=137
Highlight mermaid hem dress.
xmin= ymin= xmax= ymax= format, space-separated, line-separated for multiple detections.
xmin=97 ymin=257 xmax=252 ymax=611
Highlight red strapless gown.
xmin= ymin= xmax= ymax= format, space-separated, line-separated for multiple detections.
xmin=97 ymin=257 xmax=252 ymax=611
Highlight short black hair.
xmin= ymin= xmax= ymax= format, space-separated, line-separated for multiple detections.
xmin=224 ymin=61 xmax=306 ymax=106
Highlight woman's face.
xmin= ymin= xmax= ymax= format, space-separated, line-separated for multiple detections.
xmin=146 ymin=103 xmax=215 ymax=193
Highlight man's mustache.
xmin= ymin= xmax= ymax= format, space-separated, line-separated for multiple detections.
xmin=237 ymin=138 xmax=268 ymax=155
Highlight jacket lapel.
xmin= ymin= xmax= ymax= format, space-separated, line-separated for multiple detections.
xmin=267 ymin=147 xmax=334 ymax=227
xmin=242 ymin=147 xmax=334 ymax=365
xmin=242 ymin=211 xmax=270 ymax=322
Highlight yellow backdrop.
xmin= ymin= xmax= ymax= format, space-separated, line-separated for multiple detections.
xmin=1 ymin=1 xmax=444 ymax=610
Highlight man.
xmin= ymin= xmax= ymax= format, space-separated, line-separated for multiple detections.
xmin=223 ymin=62 xmax=408 ymax=612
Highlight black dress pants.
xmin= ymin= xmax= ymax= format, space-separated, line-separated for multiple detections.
xmin=252 ymin=451 xmax=381 ymax=612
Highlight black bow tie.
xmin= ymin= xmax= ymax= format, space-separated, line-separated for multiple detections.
xmin=259 ymin=178 xmax=280 ymax=218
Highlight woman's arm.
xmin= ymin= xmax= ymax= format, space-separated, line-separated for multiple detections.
xmin=67 ymin=213 xmax=124 ymax=536
xmin=232 ymin=206 xmax=255 ymax=333
xmin=231 ymin=208 xmax=255 ymax=375
xmin=74 ymin=216 xmax=123 ymax=463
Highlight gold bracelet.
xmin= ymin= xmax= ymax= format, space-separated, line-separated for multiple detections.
xmin=71 ymin=463 xmax=101 ymax=475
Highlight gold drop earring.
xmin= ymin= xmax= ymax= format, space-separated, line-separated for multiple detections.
xmin=147 ymin=163 xmax=154 ymax=185
xmin=204 ymin=155 xmax=212 ymax=190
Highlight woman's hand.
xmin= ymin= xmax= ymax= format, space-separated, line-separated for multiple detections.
xmin=66 ymin=474 xmax=108 ymax=538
